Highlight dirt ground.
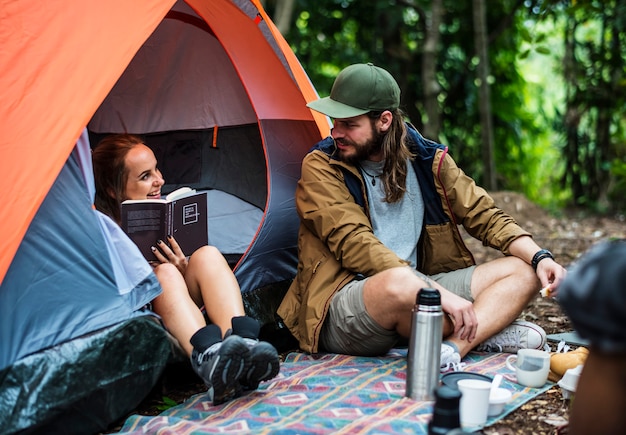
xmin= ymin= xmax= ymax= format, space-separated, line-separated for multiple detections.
xmin=114 ymin=191 xmax=626 ymax=434
xmin=463 ymin=191 xmax=626 ymax=435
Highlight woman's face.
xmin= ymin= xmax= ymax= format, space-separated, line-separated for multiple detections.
xmin=123 ymin=144 xmax=165 ymax=200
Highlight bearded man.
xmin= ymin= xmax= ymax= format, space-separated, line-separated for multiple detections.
xmin=277 ymin=63 xmax=566 ymax=370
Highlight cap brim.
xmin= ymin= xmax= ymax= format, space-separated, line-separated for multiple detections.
xmin=307 ymin=97 xmax=369 ymax=119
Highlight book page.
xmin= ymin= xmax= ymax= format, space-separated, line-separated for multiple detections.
xmin=166 ymin=187 xmax=196 ymax=201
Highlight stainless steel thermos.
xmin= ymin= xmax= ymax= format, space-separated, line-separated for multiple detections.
xmin=405 ymin=287 xmax=443 ymax=401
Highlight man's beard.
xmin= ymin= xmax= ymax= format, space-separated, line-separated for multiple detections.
xmin=336 ymin=127 xmax=384 ymax=165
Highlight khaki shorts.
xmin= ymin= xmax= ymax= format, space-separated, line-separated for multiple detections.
xmin=319 ymin=266 xmax=476 ymax=356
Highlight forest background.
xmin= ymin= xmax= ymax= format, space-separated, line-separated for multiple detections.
xmin=104 ymin=3 xmax=625 ymax=430
xmin=262 ymin=0 xmax=625 ymax=215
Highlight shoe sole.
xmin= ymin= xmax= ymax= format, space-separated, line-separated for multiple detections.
xmin=209 ymin=335 xmax=250 ymax=405
xmin=242 ymin=341 xmax=280 ymax=390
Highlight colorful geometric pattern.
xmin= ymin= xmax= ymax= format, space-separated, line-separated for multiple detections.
xmin=115 ymin=350 xmax=553 ymax=434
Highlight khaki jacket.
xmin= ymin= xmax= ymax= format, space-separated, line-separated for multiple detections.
xmin=277 ymin=125 xmax=530 ymax=353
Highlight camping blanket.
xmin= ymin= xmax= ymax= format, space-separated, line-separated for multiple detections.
xmin=116 ymin=350 xmax=553 ymax=434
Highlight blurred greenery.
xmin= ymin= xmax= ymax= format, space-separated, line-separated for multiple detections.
xmin=155 ymin=396 xmax=178 ymax=411
xmin=264 ymin=0 xmax=625 ymax=214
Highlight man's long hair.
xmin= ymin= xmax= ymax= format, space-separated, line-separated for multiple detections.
xmin=369 ymin=109 xmax=414 ymax=203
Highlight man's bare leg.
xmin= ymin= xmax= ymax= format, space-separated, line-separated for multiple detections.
xmin=362 ymin=266 xmax=431 ymax=337
xmin=362 ymin=260 xmax=540 ymax=359
xmin=445 ymin=256 xmax=539 ymax=357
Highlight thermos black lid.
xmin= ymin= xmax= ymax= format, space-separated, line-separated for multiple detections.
xmin=417 ymin=287 xmax=441 ymax=306
xmin=429 ymin=385 xmax=462 ymax=434
xmin=433 ymin=385 xmax=461 ymax=407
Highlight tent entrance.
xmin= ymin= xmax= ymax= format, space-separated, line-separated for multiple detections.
xmin=88 ymin=125 xmax=266 ymax=265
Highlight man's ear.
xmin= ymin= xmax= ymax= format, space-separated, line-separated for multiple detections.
xmin=378 ymin=110 xmax=393 ymax=132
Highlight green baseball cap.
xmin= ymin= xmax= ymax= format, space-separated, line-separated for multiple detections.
xmin=307 ymin=63 xmax=401 ymax=119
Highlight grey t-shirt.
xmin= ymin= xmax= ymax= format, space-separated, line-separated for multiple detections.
xmin=359 ymin=159 xmax=424 ymax=267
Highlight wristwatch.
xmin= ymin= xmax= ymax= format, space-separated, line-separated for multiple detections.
xmin=531 ymin=249 xmax=554 ymax=271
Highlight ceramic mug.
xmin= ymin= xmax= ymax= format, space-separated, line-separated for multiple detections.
xmin=506 ymin=349 xmax=551 ymax=388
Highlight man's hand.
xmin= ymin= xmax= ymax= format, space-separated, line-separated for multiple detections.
xmin=439 ymin=288 xmax=478 ymax=342
xmin=536 ymin=257 xmax=566 ymax=297
xmin=508 ymin=236 xmax=567 ymax=297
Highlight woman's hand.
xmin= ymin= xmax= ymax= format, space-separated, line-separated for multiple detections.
xmin=151 ymin=235 xmax=188 ymax=275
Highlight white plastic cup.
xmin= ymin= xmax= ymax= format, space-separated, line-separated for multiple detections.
xmin=457 ymin=379 xmax=491 ymax=429
xmin=506 ymin=349 xmax=551 ymax=388
xmin=558 ymin=364 xmax=583 ymax=399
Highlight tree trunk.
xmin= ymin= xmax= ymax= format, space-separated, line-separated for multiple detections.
xmin=562 ymin=17 xmax=583 ymax=200
xmin=472 ymin=0 xmax=496 ymax=190
xmin=594 ymin=17 xmax=622 ymax=209
xmin=421 ymin=0 xmax=443 ymax=141
xmin=272 ymin=0 xmax=296 ymax=35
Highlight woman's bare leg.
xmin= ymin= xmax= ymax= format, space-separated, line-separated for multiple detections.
xmin=151 ymin=263 xmax=206 ymax=356
xmin=184 ymin=246 xmax=246 ymax=337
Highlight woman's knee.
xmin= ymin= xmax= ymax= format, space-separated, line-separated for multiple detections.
xmin=153 ymin=263 xmax=187 ymax=295
xmin=188 ymin=245 xmax=226 ymax=268
xmin=154 ymin=262 xmax=181 ymax=282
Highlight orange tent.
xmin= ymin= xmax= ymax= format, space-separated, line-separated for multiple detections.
xmin=0 ymin=1 xmax=328 ymax=432
xmin=1 ymin=0 xmax=171 ymax=284
xmin=0 ymin=0 xmax=329 ymax=286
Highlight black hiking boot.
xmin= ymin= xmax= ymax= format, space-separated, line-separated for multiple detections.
xmin=191 ymin=334 xmax=250 ymax=405
xmin=240 ymin=338 xmax=280 ymax=390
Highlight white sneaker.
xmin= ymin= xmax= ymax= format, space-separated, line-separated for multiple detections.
xmin=475 ymin=320 xmax=547 ymax=353
xmin=440 ymin=343 xmax=463 ymax=372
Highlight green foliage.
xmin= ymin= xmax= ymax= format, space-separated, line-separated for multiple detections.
xmin=279 ymin=0 xmax=624 ymax=212
xmin=536 ymin=0 xmax=626 ymax=212
xmin=155 ymin=396 xmax=178 ymax=411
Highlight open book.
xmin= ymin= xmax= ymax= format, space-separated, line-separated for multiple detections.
xmin=121 ymin=187 xmax=208 ymax=260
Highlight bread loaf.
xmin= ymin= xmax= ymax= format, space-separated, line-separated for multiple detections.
xmin=549 ymin=347 xmax=588 ymax=381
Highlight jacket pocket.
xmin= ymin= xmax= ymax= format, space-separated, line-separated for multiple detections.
xmin=421 ymin=222 xmax=474 ymax=274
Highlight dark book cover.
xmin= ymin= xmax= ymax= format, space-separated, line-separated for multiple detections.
xmin=121 ymin=188 xmax=208 ymax=261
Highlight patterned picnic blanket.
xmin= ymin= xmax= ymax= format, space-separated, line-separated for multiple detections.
xmin=115 ymin=350 xmax=553 ymax=434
